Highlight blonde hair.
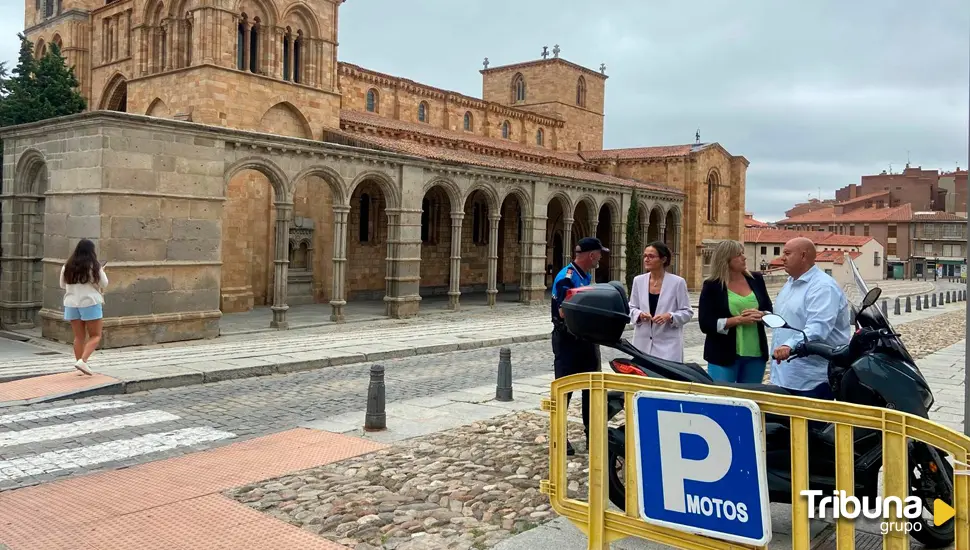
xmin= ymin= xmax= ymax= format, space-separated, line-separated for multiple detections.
xmin=707 ymin=239 xmax=750 ymax=286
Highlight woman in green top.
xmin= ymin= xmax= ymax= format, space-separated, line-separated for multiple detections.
xmin=697 ymin=240 xmax=774 ymax=383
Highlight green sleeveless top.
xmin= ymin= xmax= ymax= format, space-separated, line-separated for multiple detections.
xmin=728 ymin=290 xmax=761 ymax=357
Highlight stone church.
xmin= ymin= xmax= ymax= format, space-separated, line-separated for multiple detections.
xmin=1 ymin=0 xmax=748 ymax=348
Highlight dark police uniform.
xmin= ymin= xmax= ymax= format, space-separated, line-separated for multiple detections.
xmin=551 ymin=238 xmax=606 ymax=451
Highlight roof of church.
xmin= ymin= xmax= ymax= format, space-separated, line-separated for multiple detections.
xmin=479 ymin=57 xmax=609 ymax=80
xmin=582 ymin=143 xmax=709 ymax=161
xmin=335 ymin=111 xmax=683 ymax=195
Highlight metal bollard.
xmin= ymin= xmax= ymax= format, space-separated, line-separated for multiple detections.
xmin=905 ymin=296 xmax=911 ymax=313
xmin=894 ymin=297 xmax=901 ymax=315
xmin=881 ymin=299 xmax=888 ymax=317
xmin=941 ymin=292 xmax=946 ymax=305
xmin=364 ymin=364 xmax=387 ymax=432
xmin=496 ymin=347 xmax=513 ymax=402
xmin=947 ymin=291 xmax=952 ymax=304
xmin=932 ymin=293 xmax=937 ymax=307
xmin=915 ymin=295 xmax=922 ymax=310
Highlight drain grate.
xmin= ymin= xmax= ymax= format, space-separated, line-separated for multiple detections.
xmin=811 ymin=524 xmax=930 ymax=549
xmin=33 ymin=351 xmax=62 ymax=356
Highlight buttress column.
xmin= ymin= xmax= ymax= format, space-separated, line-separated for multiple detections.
xmin=448 ymin=212 xmax=463 ymax=310
xmin=486 ymin=213 xmax=500 ymax=306
xmin=271 ymin=202 xmax=292 ymax=329
xmin=329 ymin=204 xmax=350 ymax=322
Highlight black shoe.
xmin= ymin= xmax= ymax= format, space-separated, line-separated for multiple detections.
xmin=566 ymin=440 xmax=576 ymax=456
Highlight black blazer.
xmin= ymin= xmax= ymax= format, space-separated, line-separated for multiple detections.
xmin=698 ymin=272 xmax=773 ymax=365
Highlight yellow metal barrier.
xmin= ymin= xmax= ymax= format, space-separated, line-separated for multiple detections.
xmin=540 ymin=372 xmax=970 ymax=550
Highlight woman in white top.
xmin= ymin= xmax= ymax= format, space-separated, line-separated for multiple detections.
xmin=59 ymin=239 xmax=108 ymax=375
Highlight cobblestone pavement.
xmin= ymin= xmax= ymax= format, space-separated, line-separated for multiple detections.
xmin=0 ymin=306 xmax=963 ymax=494
xmin=226 ymin=411 xmax=590 ymax=550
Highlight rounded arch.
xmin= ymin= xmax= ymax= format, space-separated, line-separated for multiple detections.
xmin=365 ymin=88 xmax=379 ymax=113
xmin=280 ymin=2 xmax=321 ymax=37
xmin=35 ymin=39 xmax=47 ymax=59
xmin=546 ymin=190 xmax=574 ymax=216
xmin=232 ymin=0 xmax=279 ymax=26
xmin=291 ymin=165 xmax=347 ymax=206
xmin=51 ymin=34 xmax=63 ymax=49
xmin=143 ymin=0 xmax=167 ymax=24
xmin=511 ymin=72 xmax=526 ymax=103
xmin=15 ymin=149 xmax=49 ymax=195
xmin=224 ymin=157 xmax=289 ymax=201
xmin=461 ymin=182 xmax=500 ymax=214
xmin=259 ymin=101 xmax=313 ymax=139
xmin=637 ymin=199 xmax=651 ymax=218
xmin=347 ymin=171 xmax=400 ymax=210
xmin=169 ymin=0 xmax=198 ymax=16
xmin=598 ymin=196 xmax=621 ymax=221
xmin=500 ymin=185 xmax=533 ymax=219
xmin=648 ymin=203 xmax=666 ymax=222
xmin=665 ymin=204 xmax=683 ymax=226
xmin=706 ymin=168 xmax=721 ymax=184
xmin=573 ymin=194 xmax=597 ymax=218
xmin=99 ymin=72 xmax=128 ymax=111
xmin=422 ymin=177 xmax=462 ymax=214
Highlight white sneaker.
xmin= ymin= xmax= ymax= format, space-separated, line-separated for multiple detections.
xmin=74 ymin=360 xmax=93 ymax=376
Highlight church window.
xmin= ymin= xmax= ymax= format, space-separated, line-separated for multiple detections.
xmin=576 ymin=76 xmax=587 ymax=107
xmin=463 ymin=111 xmax=472 ymax=131
xmin=183 ymin=18 xmax=192 ymax=67
xmin=706 ymin=171 xmax=719 ymax=222
xmin=536 ymin=128 xmax=544 ymax=146
xmin=293 ymin=32 xmax=302 ymax=83
xmin=44 ymin=0 xmax=55 ymax=18
xmin=359 ymin=193 xmax=371 ymax=242
xmin=237 ymin=21 xmax=246 ymax=70
xmin=282 ymin=30 xmax=291 ymax=80
xmin=511 ymin=73 xmax=526 ymax=103
xmin=249 ymin=19 xmax=260 ymax=73
xmin=366 ymin=89 xmax=378 ymax=112
xmin=502 ymin=120 xmax=510 ymax=139
xmin=418 ymin=102 xmax=428 ymax=122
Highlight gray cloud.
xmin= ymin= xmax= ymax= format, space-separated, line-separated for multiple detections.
xmin=2 ymin=0 xmax=967 ymax=222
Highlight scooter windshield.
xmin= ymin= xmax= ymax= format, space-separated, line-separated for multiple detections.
xmin=847 ymin=256 xmax=917 ymax=366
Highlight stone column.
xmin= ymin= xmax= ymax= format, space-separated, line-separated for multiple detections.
xmin=270 ymin=203 xmax=292 ymax=329
xmin=612 ymin=221 xmax=625 ymax=283
xmin=274 ymin=28 xmax=285 ymax=79
xmin=448 ymin=212 xmax=463 ymax=310
xmin=672 ymin=222 xmax=682 ymax=275
xmin=164 ymin=21 xmax=175 ymax=71
xmin=125 ymin=10 xmax=132 ymax=59
xmin=562 ymin=217 xmax=573 ymax=268
xmin=384 ymin=208 xmax=422 ymax=318
xmin=242 ymin=24 xmax=251 ymax=71
xmin=659 ymin=222 xmax=666 ymax=247
xmin=640 ymin=220 xmax=649 ymax=248
xmin=521 ymin=213 xmax=548 ymax=304
xmin=487 ymin=213 xmax=501 ymax=306
xmin=329 ymin=205 xmax=349 ymax=321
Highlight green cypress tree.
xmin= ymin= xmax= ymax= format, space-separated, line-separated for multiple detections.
xmin=625 ymin=190 xmax=642 ymax=291
xmin=0 ymin=34 xmax=85 ymax=127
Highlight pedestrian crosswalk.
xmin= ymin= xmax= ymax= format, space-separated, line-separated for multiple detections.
xmin=0 ymin=400 xmax=236 ymax=485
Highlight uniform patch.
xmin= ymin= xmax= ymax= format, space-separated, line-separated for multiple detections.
xmin=565 ymin=269 xmax=573 ymax=279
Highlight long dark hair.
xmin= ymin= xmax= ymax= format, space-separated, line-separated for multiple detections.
xmin=63 ymin=239 xmax=101 ymax=285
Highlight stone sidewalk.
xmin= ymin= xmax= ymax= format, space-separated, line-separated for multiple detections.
xmin=1 ymin=291 xmax=964 ymax=407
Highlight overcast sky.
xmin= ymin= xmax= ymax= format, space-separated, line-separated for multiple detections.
xmin=1 ymin=0 xmax=967 ymax=221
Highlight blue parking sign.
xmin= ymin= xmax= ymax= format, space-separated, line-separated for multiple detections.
xmin=632 ymin=391 xmax=771 ymax=546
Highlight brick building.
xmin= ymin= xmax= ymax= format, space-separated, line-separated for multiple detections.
xmin=836 ymin=165 xmax=965 ymax=213
xmin=784 ymin=198 xmax=837 ymax=218
xmin=743 ymin=228 xmax=884 ymax=282
xmin=776 ymin=204 xmax=966 ymax=279
xmin=1 ymin=0 xmax=748 ymax=347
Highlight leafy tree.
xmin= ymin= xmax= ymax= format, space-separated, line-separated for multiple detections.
xmin=0 ymin=34 xmax=85 ymax=127
xmin=625 ymin=190 xmax=642 ymax=291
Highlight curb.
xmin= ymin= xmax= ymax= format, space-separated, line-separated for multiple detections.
xmin=0 ymin=331 xmax=569 ymax=407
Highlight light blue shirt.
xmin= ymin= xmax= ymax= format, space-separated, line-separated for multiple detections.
xmin=770 ymin=265 xmax=852 ymax=391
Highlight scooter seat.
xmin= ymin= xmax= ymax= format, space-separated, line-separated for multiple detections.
xmin=711 ymin=381 xmax=794 ymax=396
xmin=632 ymin=355 xmax=714 ymax=383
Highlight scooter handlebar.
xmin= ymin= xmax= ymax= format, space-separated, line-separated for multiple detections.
xmin=792 ymin=341 xmax=838 ymax=360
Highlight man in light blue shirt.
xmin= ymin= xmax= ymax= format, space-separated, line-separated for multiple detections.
xmin=770 ymin=237 xmax=852 ymax=399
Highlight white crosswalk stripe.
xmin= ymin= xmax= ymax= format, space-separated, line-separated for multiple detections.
xmin=0 ymin=400 xmax=236 ymax=483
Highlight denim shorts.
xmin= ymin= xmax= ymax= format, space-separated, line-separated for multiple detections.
xmin=64 ymin=303 xmax=103 ymax=322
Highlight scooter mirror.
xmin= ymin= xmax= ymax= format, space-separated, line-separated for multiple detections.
xmin=762 ymin=314 xmax=787 ymax=329
xmin=861 ymin=287 xmax=882 ymax=308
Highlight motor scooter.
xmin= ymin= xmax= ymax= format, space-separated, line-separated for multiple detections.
xmin=559 ymin=258 xmax=954 ymax=548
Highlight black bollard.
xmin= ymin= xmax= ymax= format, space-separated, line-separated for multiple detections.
xmin=932 ymin=293 xmax=937 ymax=307
xmin=496 ymin=347 xmax=513 ymax=402
xmin=940 ymin=292 xmax=946 ymax=305
xmin=364 ymin=364 xmax=386 ymax=432
xmin=947 ymin=291 xmax=952 ymax=304
xmin=881 ymin=299 xmax=888 ymax=317
xmin=905 ymin=296 xmax=912 ymax=313
xmin=916 ymin=295 xmax=922 ymax=310
xmin=894 ymin=297 xmax=901 ymax=315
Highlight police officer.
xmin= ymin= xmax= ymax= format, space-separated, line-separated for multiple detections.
xmin=551 ymin=237 xmax=607 ymax=455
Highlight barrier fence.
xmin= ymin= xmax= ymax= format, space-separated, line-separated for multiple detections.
xmin=540 ymin=372 xmax=970 ymax=550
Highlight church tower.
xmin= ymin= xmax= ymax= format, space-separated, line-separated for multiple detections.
xmin=480 ymin=47 xmax=607 ymax=152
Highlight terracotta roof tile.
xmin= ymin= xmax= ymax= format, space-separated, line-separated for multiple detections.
xmin=582 ymin=145 xmax=696 ymax=161
xmin=911 ymin=211 xmax=968 ymax=221
xmin=327 ymin=126 xmax=683 ymax=195
xmin=817 ymin=234 xmax=874 ymax=246
xmin=778 ymin=204 xmax=913 ymax=224
xmin=341 ymin=109 xmax=584 ymax=164
xmin=838 ymin=190 xmax=890 ymax=206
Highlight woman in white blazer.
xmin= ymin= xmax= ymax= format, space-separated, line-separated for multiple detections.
xmin=628 ymin=241 xmax=694 ymax=362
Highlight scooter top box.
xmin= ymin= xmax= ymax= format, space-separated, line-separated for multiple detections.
xmin=561 ymin=281 xmax=631 ymax=344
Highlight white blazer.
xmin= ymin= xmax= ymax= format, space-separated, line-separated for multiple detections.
xmin=628 ymin=272 xmax=694 ymax=362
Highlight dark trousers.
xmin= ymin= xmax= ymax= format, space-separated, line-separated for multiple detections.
xmin=785 ymin=382 xmax=834 ymax=433
xmin=552 ymin=327 xmax=602 ymax=440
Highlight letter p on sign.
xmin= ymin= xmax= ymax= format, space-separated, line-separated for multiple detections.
xmin=632 ymin=391 xmax=772 ymax=546
xmin=656 ymin=411 xmax=732 ymax=513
